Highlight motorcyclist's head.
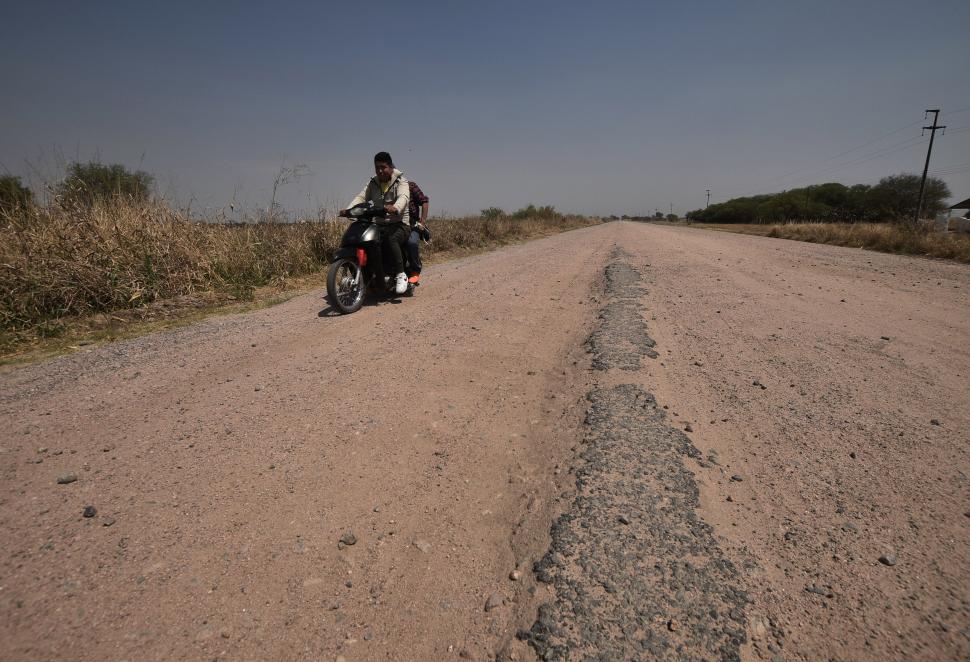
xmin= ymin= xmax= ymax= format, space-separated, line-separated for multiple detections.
xmin=374 ymin=152 xmax=394 ymax=182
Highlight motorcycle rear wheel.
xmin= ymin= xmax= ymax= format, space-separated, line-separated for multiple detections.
xmin=327 ymin=258 xmax=365 ymax=314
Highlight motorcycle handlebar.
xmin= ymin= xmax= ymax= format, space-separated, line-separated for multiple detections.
xmin=340 ymin=202 xmax=388 ymax=220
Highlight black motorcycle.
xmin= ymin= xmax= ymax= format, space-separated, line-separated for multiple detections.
xmin=327 ymin=202 xmax=415 ymax=314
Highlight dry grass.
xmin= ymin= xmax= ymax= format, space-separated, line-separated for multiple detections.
xmin=0 ymin=198 xmax=598 ymax=353
xmin=686 ymin=221 xmax=970 ymax=263
xmin=767 ymin=223 xmax=970 ymax=262
xmin=426 ymin=213 xmax=595 ymax=253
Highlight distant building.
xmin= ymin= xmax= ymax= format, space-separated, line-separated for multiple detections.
xmin=946 ymin=197 xmax=970 ymax=233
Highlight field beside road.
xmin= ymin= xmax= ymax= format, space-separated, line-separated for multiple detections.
xmin=0 ymin=200 xmax=597 ymax=356
xmin=1 ymin=222 xmax=967 ymax=661
xmin=686 ymin=220 xmax=970 ymax=263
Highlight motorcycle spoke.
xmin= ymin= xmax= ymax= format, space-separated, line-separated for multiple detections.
xmin=334 ymin=262 xmax=363 ymax=308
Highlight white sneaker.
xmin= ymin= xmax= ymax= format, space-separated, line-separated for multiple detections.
xmin=394 ymin=272 xmax=408 ymax=294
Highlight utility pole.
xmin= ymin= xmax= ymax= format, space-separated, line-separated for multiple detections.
xmin=915 ymin=109 xmax=945 ymax=228
xmin=706 ymin=189 xmax=711 ymax=209
xmin=670 ymin=203 xmax=673 ymax=217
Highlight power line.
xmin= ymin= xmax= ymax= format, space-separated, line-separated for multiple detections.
xmin=929 ymin=164 xmax=970 ymax=176
xmin=736 ymin=118 xmax=923 ymax=195
xmin=719 ymin=140 xmax=919 ymax=201
xmin=707 ymin=109 xmax=970 ymax=208
xmin=930 ymin=160 xmax=970 ymax=171
xmin=807 ymin=119 xmax=922 ymax=164
xmin=767 ymin=135 xmax=929 ymax=190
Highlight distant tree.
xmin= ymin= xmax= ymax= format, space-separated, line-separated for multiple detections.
xmin=0 ymin=175 xmax=33 ymax=213
xmin=511 ymin=204 xmax=560 ymax=220
xmin=845 ymin=184 xmax=873 ymax=221
xmin=511 ymin=204 xmax=538 ymax=220
xmin=534 ymin=205 xmax=559 ymax=219
xmin=58 ymin=162 xmax=154 ymax=207
xmin=480 ymin=207 xmax=505 ymax=220
xmin=666 ymin=213 xmax=678 ymax=222
xmin=866 ymin=174 xmax=950 ymax=223
xmin=653 ymin=211 xmax=664 ymax=219
xmin=686 ymin=180 xmax=889 ymax=224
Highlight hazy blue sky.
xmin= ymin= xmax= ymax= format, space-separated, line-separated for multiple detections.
xmin=3 ymin=0 xmax=969 ymax=217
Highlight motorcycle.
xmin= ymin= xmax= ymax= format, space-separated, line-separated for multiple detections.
xmin=326 ymin=202 xmax=416 ymax=314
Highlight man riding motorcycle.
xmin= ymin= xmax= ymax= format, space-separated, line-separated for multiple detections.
xmin=340 ymin=152 xmax=411 ymax=294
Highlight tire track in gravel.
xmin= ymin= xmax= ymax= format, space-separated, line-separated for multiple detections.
xmin=521 ymin=250 xmax=749 ymax=661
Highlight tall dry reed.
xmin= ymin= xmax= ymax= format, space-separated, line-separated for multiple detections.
xmin=0 ymin=198 xmax=597 ymax=337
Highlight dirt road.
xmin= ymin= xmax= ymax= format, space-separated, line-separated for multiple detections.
xmin=1 ymin=222 xmax=968 ymax=661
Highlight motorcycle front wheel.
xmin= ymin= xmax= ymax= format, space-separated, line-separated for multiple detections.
xmin=326 ymin=258 xmax=366 ymax=314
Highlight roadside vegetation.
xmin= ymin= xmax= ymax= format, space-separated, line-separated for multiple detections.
xmin=766 ymin=222 xmax=970 ymax=261
xmin=690 ymin=222 xmax=970 ymax=263
xmin=0 ymin=162 xmax=597 ymax=356
xmin=679 ymin=173 xmax=970 ymax=262
xmin=685 ymin=174 xmax=950 ymax=224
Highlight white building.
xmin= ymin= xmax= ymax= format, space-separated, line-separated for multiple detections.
xmin=946 ymin=197 xmax=970 ymax=233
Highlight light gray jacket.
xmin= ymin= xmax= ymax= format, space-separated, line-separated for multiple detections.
xmin=347 ymin=169 xmax=410 ymax=226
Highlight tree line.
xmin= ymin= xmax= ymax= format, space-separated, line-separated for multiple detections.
xmin=4 ymin=164 xmax=954 ymax=226
xmin=686 ymin=174 xmax=951 ymax=224
xmin=1 ymin=162 xmax=153 ymax=214
xmin=480 ymin=204 xmax=561 ymax=220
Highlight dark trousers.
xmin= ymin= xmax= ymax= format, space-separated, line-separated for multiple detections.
xmin=376 ymin=223 xmax=408 ymax=282
xmin=406 ymin=229 xmax=423 ymax=274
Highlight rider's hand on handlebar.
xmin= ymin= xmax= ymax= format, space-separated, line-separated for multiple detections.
xmin=384 ymin=204 xmax=397 ymax=214
xmin=338 ymin=209 xmax=349 ymax=218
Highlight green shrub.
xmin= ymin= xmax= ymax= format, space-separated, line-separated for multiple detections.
xmin=0 ymin=175 xmax=32 ymax=213
xmin=57 ymin=162 xmax=154 ymax=207
xmin=685 ymin=175 xmax=950 ymax=224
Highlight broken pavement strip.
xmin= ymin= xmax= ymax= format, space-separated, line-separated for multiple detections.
xmin=521 ymin=251 xmax=748 ymax=660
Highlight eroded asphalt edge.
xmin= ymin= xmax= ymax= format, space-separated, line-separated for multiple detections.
xmin=519 ymin=250 xmax=749 ymax=660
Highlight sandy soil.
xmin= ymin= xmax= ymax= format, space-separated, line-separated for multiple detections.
xmin=1 ymin=222 xmax=968 ymax=661
xmin=629 ymin=224 xmax=970 ymax=660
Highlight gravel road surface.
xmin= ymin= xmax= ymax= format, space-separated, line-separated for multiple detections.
xmin=1 ymin=222 xmax=968 ymax=661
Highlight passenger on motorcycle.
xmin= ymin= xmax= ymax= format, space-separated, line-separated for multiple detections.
xmin=340 ymin=152 xmax=411 ymax=294
xmin=406 ymin=179 xmax=430 ymax=284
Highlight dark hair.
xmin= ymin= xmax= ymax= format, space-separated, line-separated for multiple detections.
xmin=374 ymin=151 xmax=394 ymax=166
